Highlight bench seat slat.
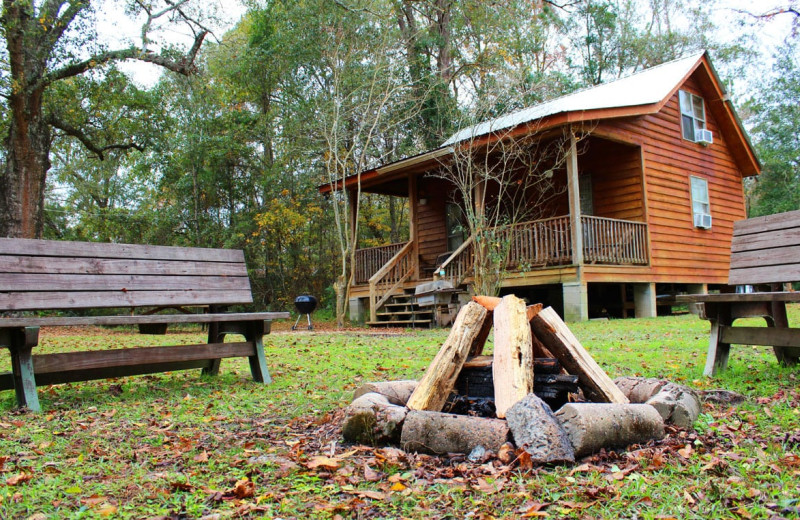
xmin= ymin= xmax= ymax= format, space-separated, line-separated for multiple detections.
xmin=720 ymin=326 xmax=800 ymax=349
xmin=733 ymin=209 xmax=800 ymax=236
xmin=0 ymin=273 xmax=251 ymax=292
xmin=0 ymin=238 xmax=245 ymax=263
xmin=729 ymin=245 xmax=800 ymax=270
xmin=0 ymin=289 xmax=256 ymax=311
xmin=0 ymin=256 xmax=247 ymax=276
xmin=0 ymin=312 xmax=288 ymax=328
xmin=729 ymin=265 xmax=800 ymax=286
xmin=730 ymin=228 xmax=800 ymax=254
xmin=0 ymin=341 xmax=258 ymax=390
xmin=30 ymin=342 xmax=255 ymax=374
xmin=676 ymin=291 xmax=800 ymax=304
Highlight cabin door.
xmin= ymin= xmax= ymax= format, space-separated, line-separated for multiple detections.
xmin=446 ymin=203 xmax=466 ymax=252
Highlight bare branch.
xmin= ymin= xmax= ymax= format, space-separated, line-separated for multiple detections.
xmin=135 ymin=0 xmax=194 ymax=51
xmin=40 ymin=0 xmax=86 ymax=57
xmin=47 ymin=115 xmax=145 ymax=160
xmin=36 ymin=30 xmax=208 ymax=90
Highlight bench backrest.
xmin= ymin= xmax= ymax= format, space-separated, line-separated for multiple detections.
xmin=729 ymin=208 xmax=800 ymax=286
xmin=0 ymin=238 xmax=253 ymax=312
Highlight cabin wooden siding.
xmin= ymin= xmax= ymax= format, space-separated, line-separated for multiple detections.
xmin=585 ymin=73 xmax=747 ymax=285
xmin=581 ymin=139 xmax=645 ymax=222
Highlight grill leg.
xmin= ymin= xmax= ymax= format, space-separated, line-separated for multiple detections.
xmin=307 ymin=314 xmax=313 ymax=331
xmin=292 ymin=314 xmax=303 ymax=331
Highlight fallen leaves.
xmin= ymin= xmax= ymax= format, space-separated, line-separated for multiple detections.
xmin=6 ymin=473 xmax=32 ymax=486
xmin=306 ymin=456 xmax=341 ymax=471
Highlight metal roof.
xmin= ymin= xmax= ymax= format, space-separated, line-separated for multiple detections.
xmin=442 ymin=51 xmax=706 ymax=146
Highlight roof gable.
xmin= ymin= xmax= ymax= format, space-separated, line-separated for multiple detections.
xmin=443 ymin=51 xmax=705 ymax=146
xmin=441 ymin=50 xmax=759 ymax=176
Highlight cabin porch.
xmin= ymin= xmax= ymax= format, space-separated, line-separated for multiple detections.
xmin=350 ymin=213 xmax=652 ymax=325
xmin=341 ymin=133 xmax=673 ymax=324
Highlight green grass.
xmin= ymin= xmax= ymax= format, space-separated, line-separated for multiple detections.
xmin=1 ymin=308 xmax=799 ymax=519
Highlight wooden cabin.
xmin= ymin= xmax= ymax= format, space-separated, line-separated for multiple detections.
xmin=320 ymin=51 xmax=760 ymax=325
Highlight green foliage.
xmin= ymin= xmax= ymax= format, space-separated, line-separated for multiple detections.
xmin=746 ymin=42 xmax=800 ymax=217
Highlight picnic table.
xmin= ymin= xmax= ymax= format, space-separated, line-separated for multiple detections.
xmin=677 ymin=209 xmax=800 ymax=376
xmin=0 ymin=238 xmax=288 ymax=411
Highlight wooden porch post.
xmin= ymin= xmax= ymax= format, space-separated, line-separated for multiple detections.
xmin=409 ymin=174 xmax=420 ymax=280
xmin=563 ymin=131 xmax=588 ymax=322
xmin=567 ymin=132 xmax=583 ymax=266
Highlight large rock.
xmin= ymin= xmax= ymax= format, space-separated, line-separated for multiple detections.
xmin=506 ymin=394 xmax=575 ymax=465
xmin=353 ymin=380 xmax=418 ymax=406
xmin=400 ymin=410 xmax=509 ymax=455
xmin=555 ymin=403 xmax=665 ymax=458
xmin=342 ymin=392 xmax=408 ymax=445
xmin=614 ymin=376 xmax=701 ymax=429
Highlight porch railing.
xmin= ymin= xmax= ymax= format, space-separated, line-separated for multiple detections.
xmin=504 ymin=215 xmax=573 ymax=269
xmin=581 ymin=216 xmax=648 ymax=265
xmin=354 ymin=242 xmax=407 ymax=284
xmin=434 ymin=235 xmax=474 ymax=287
xmin=368 ymin=241 xmax=416 ymax=322
xmin=433 ymin=215 xmax=648 ymax=285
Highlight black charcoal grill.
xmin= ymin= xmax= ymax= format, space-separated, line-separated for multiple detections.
xmin=292 ymin=294 xmax=317 ymax=330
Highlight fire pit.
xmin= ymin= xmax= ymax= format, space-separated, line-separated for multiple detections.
xmin=341 ymin=295 xmax=701 ymax=466
xmin=292 ymin=294 xmax=317 ymax=330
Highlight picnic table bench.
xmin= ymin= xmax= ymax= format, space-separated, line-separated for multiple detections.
xmin=0 ymin=238 xmax=289 ymax=411
xmin=677 ymin=209 xmax=800 ymax=376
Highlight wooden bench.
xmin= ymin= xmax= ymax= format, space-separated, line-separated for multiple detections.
xmin=0 ymin=238 xmax=289 ymax=411
xmin=676 ymin=209 xmax=800 ymax=376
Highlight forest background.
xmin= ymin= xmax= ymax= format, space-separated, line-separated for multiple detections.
xmin=1 ymin=0 xmax=798 ymax=314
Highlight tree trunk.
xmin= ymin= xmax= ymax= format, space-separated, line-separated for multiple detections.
xmin=1 ymin=108 xmax=51 ymax=238
xmin=1 ymin=3 xmax=49 ymax=239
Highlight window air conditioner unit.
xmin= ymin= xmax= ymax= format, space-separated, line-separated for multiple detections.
xmin=694 ymin=213 xmax=712 ymax=229
xmin=695 ymin=129 xmax=713 ymax=146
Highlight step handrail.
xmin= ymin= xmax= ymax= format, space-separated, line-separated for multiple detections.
xmin=368 ymin=241 xmax=416 ymax=322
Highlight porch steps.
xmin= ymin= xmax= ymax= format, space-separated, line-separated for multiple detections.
xmin=367 ymin=293 xmax=434 ymax=329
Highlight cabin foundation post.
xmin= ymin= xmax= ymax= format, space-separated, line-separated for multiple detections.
xmin=562 ymin=282 xmax=588 ymax=322
xmin=633 ymin=283 xmax=657 ymax=318
xmin=349 ymin=297 xmax=366 ymax=324
xmin=685 ymin=284 xmax=707 ymax=315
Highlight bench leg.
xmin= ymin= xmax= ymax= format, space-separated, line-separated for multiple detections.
xmin=768 ymin=301 xmax=799 ymax=366
xmin=202 ymin=322 xmax=224 ymax=377
xmin=245 ymin=321 xmax=272 ymax=384
xmin=7 ymin=327 xmax=41 ymax=412
xmin=704 ymin=309 xmax=731 ymax=377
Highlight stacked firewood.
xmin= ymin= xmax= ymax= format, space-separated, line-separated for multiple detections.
xmin=405 ymin=295 xmax=628 ymax=418
xmin=342 ymin=295 xmax=700 ymax=464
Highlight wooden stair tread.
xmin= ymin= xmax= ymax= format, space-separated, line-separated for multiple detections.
xmin=367 ymin=320 xmax=432 ymax=326
xmin=376 ymin=310 xmax=433 ymax=317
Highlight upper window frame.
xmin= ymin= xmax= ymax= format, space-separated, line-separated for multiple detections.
xmin=679 ymin=90 xmax=706 ymax=142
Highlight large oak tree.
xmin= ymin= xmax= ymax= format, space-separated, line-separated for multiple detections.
xmin=0 ymin=0 xmax=209 ymax=238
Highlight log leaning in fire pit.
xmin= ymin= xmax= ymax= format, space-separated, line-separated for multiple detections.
xmin=530 ymin=307 xmax=628 ymax=404
xmin=492 ymin=295 xmax=536 ymax=418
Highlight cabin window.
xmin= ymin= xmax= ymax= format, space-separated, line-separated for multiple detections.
xmin=679 ymin=90 xmax=706 ymax=142
xmin=446 ymin=203 xmax=466 ymax=251
xmin=690 ymin=176 xmax=712 ymax=228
